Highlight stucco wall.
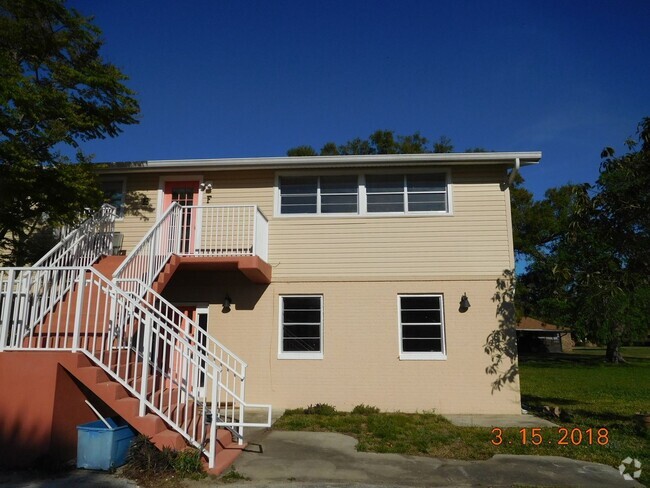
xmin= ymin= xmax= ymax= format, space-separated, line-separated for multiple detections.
xmin=162 ymin=269 xmax=520 ymax=414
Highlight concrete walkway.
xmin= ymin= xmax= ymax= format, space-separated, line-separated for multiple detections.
xmin=229 ymin=430 xmax=643 ymax=488
xmin=0 ymin=469 xmax=137 ymax=488
xmin=442 ymin=413 xmax=557 ymax=427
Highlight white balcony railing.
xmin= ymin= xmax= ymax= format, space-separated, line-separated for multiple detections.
xmin=181 ymin=205 xmax=268 ymax=261
xmin=114 ymin=204 xmax=268 ymax=292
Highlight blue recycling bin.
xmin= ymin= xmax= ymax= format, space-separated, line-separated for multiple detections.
xmin=76 ymin=417 xmax=136 ymax=470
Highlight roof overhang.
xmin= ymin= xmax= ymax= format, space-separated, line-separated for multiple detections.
xmin=95 ymin=152 xmax=541 ymax=174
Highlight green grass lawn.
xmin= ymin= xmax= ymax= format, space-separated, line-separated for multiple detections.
xmin=274 ymin=347 xmax=650 ymax=486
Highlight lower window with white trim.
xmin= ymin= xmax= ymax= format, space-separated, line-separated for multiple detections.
xmin=279 ymin=295 xmax=323 ymax=359
xmin=398 ymin=294 xmax=446 ymax=360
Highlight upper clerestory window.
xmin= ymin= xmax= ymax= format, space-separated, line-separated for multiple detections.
xmin=278 ymin=172 xmax=449 ymax=216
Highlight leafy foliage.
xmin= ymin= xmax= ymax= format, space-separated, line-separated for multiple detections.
xmin=123 ymin=435 xmax=205 ymax=485
xmin=484 ymin=270 xmax=519 ymax=391
xmin=303 ymin=403 xmax=337 ymax=415
xmin=287 ymin=130 xmax=453 ymax=156
xmin=516 ymin=118 xmax=650 ymax=362
xmin=220 ymin=467 xmax=251 ymax=483
xmin=352 ymin=404 xmax=381 ymax=415
xmin=0 ymin=0 xmax=139 ymax=264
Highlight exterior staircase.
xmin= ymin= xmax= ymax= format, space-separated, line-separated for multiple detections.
xmin=0 ymin=204 xmax=271 ymax=474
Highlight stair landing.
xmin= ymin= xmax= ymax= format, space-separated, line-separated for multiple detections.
xmin=93 ymin=255 xmax=127 ymax=278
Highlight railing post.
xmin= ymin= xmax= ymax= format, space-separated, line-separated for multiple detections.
xmin=0 ymin=270 xmax=16 ymax=352
xmin=72 ymin=268 xmax=86 ymax=353
xmin=139 ymin=314 xmax=153 ymax=417
xmin=238 ymin=364 xmax=246 ymax=444
xmin=148 ymin=230 xmax=158 ymax=287
xmin=251 ymin=206 xmax=257 ymax=257
xmin=209 ymin=369 xmax=218 ymax=469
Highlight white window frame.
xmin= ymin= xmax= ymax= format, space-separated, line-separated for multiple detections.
xmin=274 ymin=169 xmax=452 ymax=218
xmin=278 ymin=294 xmax=324 ymax=360
xmin=100 ymin=178 xmax=127 ymax=219
xmin=276 ymin=174 xmax=360 ymax=216
xmin=397 ymin=294 xmax=447 ymax=361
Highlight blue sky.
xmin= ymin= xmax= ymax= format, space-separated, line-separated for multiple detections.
xmin=68 ymin=0 xmax=650 ymax=198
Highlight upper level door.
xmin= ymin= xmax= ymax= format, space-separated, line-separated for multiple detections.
xmin=163 ymin=181 xmax=200 ymax=254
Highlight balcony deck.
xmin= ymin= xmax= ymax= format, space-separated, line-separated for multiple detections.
xmin=177 ymin=255 xmax=272 ymax=284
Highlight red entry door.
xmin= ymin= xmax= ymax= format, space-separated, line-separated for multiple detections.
xmin=163 ymin=181 xmax=200 ymax=254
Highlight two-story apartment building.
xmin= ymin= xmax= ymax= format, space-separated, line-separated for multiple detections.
xmin=98 ymin=152 xmax=540 ymax=415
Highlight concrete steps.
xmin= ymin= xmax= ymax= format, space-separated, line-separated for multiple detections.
xmin=22 ymin=255 xmax=246 ymax=473
xmin=152 ymin=255 xmax=181 ymax=294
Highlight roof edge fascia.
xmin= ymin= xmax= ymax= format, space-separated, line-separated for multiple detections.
xmin=95 ymin=151 xmax=542 ymax=174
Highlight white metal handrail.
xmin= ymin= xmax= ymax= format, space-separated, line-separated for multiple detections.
xmin=0 ymin=266 xmax=221 ymax=468
xmin=26 ymin=204 xmax=116 ymax=334
xmin=116 ymin=278 xmax=272 ymax=436
xmin=113 ymin=202 xmax=182 ymax=289
xmin=34 ymin=204 xmax=116 ymax=268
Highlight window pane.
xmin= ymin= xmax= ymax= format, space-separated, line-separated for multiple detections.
xmin=367 ymin=193 xmax=404 ymax=212
xmin=284 ymin=323 xmax=320 ymax=337
xmin=321 ymin=194 xmax=358 ymax=213
xmin=402 ymin=323 xmax=441 ymax=339
xmin=283 ymin=310 xmax=321 ymax=324
xmin=401 ymin=296 xmax=440 ymax=310
xmin=366 ymin=174 xmax=404 ymax=193
xmin=401 ymin=310 xmax=441 ymax=324
xmin=321 ymin=175 xmax=358 ymax=194
xmin=281 ymin=195 xmax=317 ymax=214
xmin=283 ymin=297 xmax=321 ymax=310
xmin=281 ymin=204 xmax=317 ymax=214
xmin=280 ymin=176 xmax=317 ymax=195
xmin=284 ymin=338 xmax=320 ymax=352
xmin=408 ymin=193 xmax=446 ymax=212
xmin=403 ymin=338 xmax=442 ymax=352
xmin=407 ymin=174 xmax=446 ymax=192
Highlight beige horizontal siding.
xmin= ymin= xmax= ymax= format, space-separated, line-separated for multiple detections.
xmin=104 ymin=165 xmax=514 ymax=279
xmin=270 ymin=166 xmax=513 ymax=280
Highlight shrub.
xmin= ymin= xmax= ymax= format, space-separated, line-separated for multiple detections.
xmin=282 ymin=407 xmax=306 ymax=416
xmin=124 ymin=435 xmax=205 ymax=481
xmin=352 ymin=404 xmax=380 ymax=415
xmin=172 ymin=448 xmax=205 ymax=479
xmin=303 ymin=403 xmax=337 ymax=415
xmin=124 ymin=435 xmax=175 ymax=475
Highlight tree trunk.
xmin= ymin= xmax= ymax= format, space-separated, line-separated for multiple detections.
xmin=605 ymin=339 xmax=625 ymax=363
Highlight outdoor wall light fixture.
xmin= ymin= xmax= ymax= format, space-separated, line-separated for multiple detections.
xmin=459 ymin=293 xmax=471 ymax=313
xmin=199 ymin=182 xmax=213 ymax=193
xmin=222 ymin=294 xmax=232 ymax=313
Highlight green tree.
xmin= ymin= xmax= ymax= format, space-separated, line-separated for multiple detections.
xmin=0 ymin=0 xmax=139 ymax=265
xmin=432 ymin=135 xmax=453 ymax=153
xmin=287 ymin=145 xmax=317 ymax=156
xmin=287 ymin=130 xmax=442 ymax=156
xmin=517 ymin=118 xmax=650 ymax=362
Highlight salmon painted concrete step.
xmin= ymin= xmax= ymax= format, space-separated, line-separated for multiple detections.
xmin=93 ymin=255 xmax=127 ymax=278
xmin=63 ymin=352 xmax=245 ymax=474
